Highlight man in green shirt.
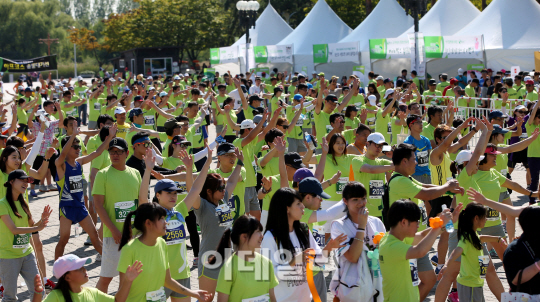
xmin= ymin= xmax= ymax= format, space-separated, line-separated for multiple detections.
xmin=423 ymin=79 xmax=443 ymax=105
xmin=525 ymin=79 xmax=538 ymax=102
xmin=423 ymin=105 xmax=453 ymax=148
xmin=411 ymin=70 xmax=421 ymax=90
xmin=504 ymin=78 xmax=520 ymax=100
xmin=436 ymin=73 xmax=450 ymax=92
xmin=465 ymin=79 xmax=479 ymax=98
xmin=514 ymin=75 xmax=526 ymax=98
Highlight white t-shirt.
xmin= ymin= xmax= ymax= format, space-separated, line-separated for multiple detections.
xmin=331 ymin=216 xmax=386 ymax=254
xmin=249 ymin=85 xmax=263 ymax=95
xmin=228 ymin=89 xmax=242 ymax=109
xmin=261 ymin=229 xmax=323 ymax=302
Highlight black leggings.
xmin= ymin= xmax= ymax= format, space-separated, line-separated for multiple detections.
xmin=185 ymin=211 xmax=200 ymax=257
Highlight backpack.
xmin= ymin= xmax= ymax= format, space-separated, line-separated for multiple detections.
xmin=382 ymin=173 xmax=404 ymax=230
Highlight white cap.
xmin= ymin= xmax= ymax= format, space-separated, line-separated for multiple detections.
xmin=173 ymin=75 xmax=181 ymax=80
xmin=114 ymin=107 xmax=126 ymax=115
xmin=147 ymin=76 xmax=153 ymax=80
xmin=36 ymin=109 xmax=46 ymax=116
xmin=63 ymin=87 xmax=68 ymax=92
xmin=110 ymin=78 xmax=116 ymax=82
xmin=524 ymin=76 xmax=533 ymax=81
xmin=530 ymin=72 xmax=535 ymax=76
xmin=184 ymin=73 xmax=189 ymax=77
xmin=148 ymin=86 xmax=156 ymax=91
xmin=367 ymin=132 xmax=387 ymax=144
xmin=458 ymin=68 xmax=464 ymax=74
xmin=384 ymin=89 xmax=395 ymax=99
xmin=77 ymin=76 xmax=83 ymax=81
xmin=455 ymin=150 xmax=485 ymax=165
xmin=159 ymin=91 xmax=168 ymax=97
xmin=62 ymin=79 xmax=68 ymax=84
xmin=376 ymin=75 xmax=384 ymax=81
xmin=382 ymin=145 xmax=392 ymax=152
xmin=368 ymin=95 xmax=377 ymax=106
xmin=53 ymin=254 xmax=92 ymax=279
xmin=515 ymin=105 xmax=527 ymax=111
xmin=240 ymin=119 xmax=255 ymax=129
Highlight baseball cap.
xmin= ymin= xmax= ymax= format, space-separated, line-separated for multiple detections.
xmin=240 ymin=119 xmax=255 ymax=129
xmin=488 ymin=110 xmax=508 ymax=120
xmin=312 ymin=71 xmax=317 ymax=75
xmin=485 ymin=146 xmax=502 ymax=155
xmin=298 ymin=177 xmax=331 ymax=199
xmin=134 ymin=95 xmax=143 ymax=102
xmin=455 ymin=150 xmax=485 ymax=165
xmin=53 ymin=254 xmax=92 ymax=279
xmin=159 ymin=91 xmax=168 ymax=97
xmin=376 ymin=76 xmax=384 ymax=81
xmin=383 ymin=89 xmax=394 ymax=99
xmin=318 ymin=72 xmax=325 ymax=77
xmin=155 ymin=179 xmax=183 ymax=193
xmin=5 ymin=169 xmax=31 ymax=185
xmin=306 ymin=83 xmax=313 ymax=89
xmin=109 ymin=137 xmax=128 ymax=151
xmin=77 ymin=76 xmax=83 ymax=81
xmin=298 ymin=74 xmax=306 ymax=79
xmin=148 ymin=86 xmax=156 ymax=91
xmin=368 ymin=95 xmax=377 ymax=106
xmin=284 ymin=152 xmax=307 ymax=170
xmin=325 ymin=94 xmax=338 ymax=103
xmin=293 ymin=168 xmax=314 ymax=183
xmin=293 ymin=94 xmax=303 ymax=101
xmin=487 ymin=68 xmax=493 ymax=73
xmin=248 ymin=95 xmax=263 ymax=103
xmin=253 ymin=115 xmax=267 ymax=127
xmin=383 ymin=78 xmax=391 ymax=84
xmin=458 ymin=68 xmax=464 ymax=74
xmin=164 ymin=118 xmax=181 ymax=131
xmin=147 ymin=76 xmax=153 ymax=80
xmin=428 ymin=79 xmax=437 ymax=85
xmin=24 ymin=87 xmax=32 ymax=92
xmin=171 ymin=135 xmax=191 ymax=147
xmin=184 ymin=73 xmax=189 ymax=77
xmin=114 ymin=107 xmax=126 ymax=115
xmin=217 ymin=143 xmax=236 ymax=156
xmin=515 ymin=105 xmax=527 ymax=111
xmin=525 ymin=76 xmax=533 ymax=81
xmin=526 ymin=80 xmax=535 ymax=85
xmin=173 ymin=75 xmax=181 ymax=80
xmin=367 ymin=132 xmax=387 ymax=145
xmin=492 ymin=124 xmax=509 ymax=135
xmin=450 ymin=78 xmax=458 ymax=85
xmin=129 ymin=108 xmax=144 ymax=119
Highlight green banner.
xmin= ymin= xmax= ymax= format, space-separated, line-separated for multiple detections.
xmin=352 ymin=66 xmax=365 ymax=86
xmin=313 ymin=44 xmax=328 ymax=64
xmin=253 ymin=46 xmax=268 ymax=63
xmin=301 ymin=66 xmax=308 ymax=75
xmin=369 ymin=39 xmax=386 ymax=60
xmin=204 ymin=68 xmax=216 ymax=81
xmin=424 ymin=36 xmax=444 ymax=59
xmin=210 ymin=48 xmax=220 ymax=65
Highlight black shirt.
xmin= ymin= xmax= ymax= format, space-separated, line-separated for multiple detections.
xmin=503 ymin=237 xmax=540 ymax=294
xmin=126 ymin=155 xmax=177 ymax=182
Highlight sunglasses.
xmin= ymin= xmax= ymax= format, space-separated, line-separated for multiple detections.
xmin=18 ymin=177 xmax=34 ymax=184
xmin=71 ymin=145 xmax=82 ymax=150
xmin=282 ymin=125 xmax=290 ymax=129
xmin=174 ymin=142 xmax=189 ymax=148
xmin=517 ymin=110 xmax=528 ymax=114
xmin=135 ymin=142 xmax=152 ymax=148
xmin=216 ymin=185 xmax=226 ymax=192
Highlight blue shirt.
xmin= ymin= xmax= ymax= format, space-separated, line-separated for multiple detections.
xmin=456 ymin=75 xmax=467 ymax=89
xmin=403 ymin=135 xmax=432 ymax=176
xmin=56 ymin=161 xmax=85 ymax=208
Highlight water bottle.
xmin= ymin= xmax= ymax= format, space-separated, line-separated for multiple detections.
xmin=441 ymin=205 xmax=454 ymax=233
xmin=74 ymin=223 xmax=80 ymax=238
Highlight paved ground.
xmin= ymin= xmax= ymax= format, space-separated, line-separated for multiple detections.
xmin=2 ymin=81 xmax=523 ymax=301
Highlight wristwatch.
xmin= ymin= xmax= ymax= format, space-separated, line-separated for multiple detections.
xmin=262 ymin=186 xmax=272 ymax=194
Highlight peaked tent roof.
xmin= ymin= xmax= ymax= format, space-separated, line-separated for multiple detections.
xmin=399 ymin=0 xmax=480 ymax=37
xmin=232 ymin=4 xmax=293 ymax=47
xmin=455 ymin=0 xmax=540 ymax=50
xmin=339 ymin=0 xmax=413 ymax=51
xmin=277 ymin=0 xmax=351 ymax=55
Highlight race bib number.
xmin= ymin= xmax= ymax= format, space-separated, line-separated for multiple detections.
xmin=326 ymin=125 xmax=333 ymax=134
xmin=68 ymin=175 xmax=83 ymax=194
xmin=252 ymin=159 xmax=261 ymax=173
xmin=417 ymin=150 xmax=428 ymax=167
xmin=336 ymin=177 xmax=348 ymax=194
xmin=242 ymin=294 xmax=270 ymax=302
xmin=53 ymin=127 xmax=60 ymax=136
xmin=354 ymin=102 xmax=363 ymax=108
xmin=94 ymin=103 xmax=101 ymax=110
xmin=369 ymin=180 xmax=384 ymax=199
xmin=114 ymin=200 xmax=137 ymax=222
xmin=312 ymin=225 xmax=325 ymax=248
xmin=478 ymin=255 xmax=489 ymax=279
xmin=520 ymin=133 xmax=528 ymax=140
xmin=79 ymin=91 xmax=85 ymax=98
xmin=227 ymin=194 xmax=237 ymax=213
xmin=146 ymin=287 xmax=166 ymax=302
xmin=296 ymin=114 xmax=304 ymax=127
xmin=194 ymin=125 xmax=202 ymax=136
xmin=216 ymin=204 xmax=233 ymax=227
xmin=175 ymin=181 xmax=187 ymax=195
xmin=144 ymin=115 xmax=155 ymax=126
xmin=13 ymin=234 xmax=30 ymax=249
xmin=409 ymin=259 xmax=420 ymax=286
xmin=164 ymin=220 xmax=186 ymax=245
xmin=419 ymin=201 xmax=428 ymax=225
xmin=387 ymin=122 xmax=392 ymax=134
xmin=501 ymin=169 xmax=508 ymax=176
xmin=68 ymin=107 xmax=78 ymax=117
xmin=366 ymin=117 xmax=376 ymax=126
xmin=486 ymin=206 xmax=499 ymax=221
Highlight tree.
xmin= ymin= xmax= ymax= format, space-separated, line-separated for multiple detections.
xmin=69 ymin=27 xmax=107 ymax=67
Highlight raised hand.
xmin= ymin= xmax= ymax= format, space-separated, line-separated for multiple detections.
xmin=143 ymin=147 xmax=155 ymax=170
xmin=125 ymin=260 xmax=144 ymax=282
xmin=234 ymin=147 xmax=244 ymax=162
xmin=107 ymin=123 xmax=118 ymax=139
xmin=262 ymin=176 xmax=272 ymax=191
xmin=321 ymin=137 xmax=329 ymax=154
xmin=330 ymin=171 xmax=342 ymax=184
xmin=274 ymin=136 xmax=286 ymax=154
xmin=150 ymin=171 xmax=164 ymax=180
xmin=326 ymin=233 xmax=348 ymax=250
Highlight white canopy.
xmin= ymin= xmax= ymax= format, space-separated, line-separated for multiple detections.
xmin=454 ymin=0 xmax=540 ymax=71
xmin=277 ymin=0 xmax=351 ymax=73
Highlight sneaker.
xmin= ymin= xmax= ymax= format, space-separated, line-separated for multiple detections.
xmin=48 ymin=184 xmax=58 ymax=191
xmin=430 ymin=254 xmax=438 ymax=266
xmin=0 ymin=285 xmax=3 ymax=298
xmin=44 ymin=279 xmax=55 ymax=291
xmin=489 ymin=248 xmax=498 ymax=259
xmin=193 ymin=257 xmax=198 ymax=267
xmin=84 ymin=236 xmax=92 ymax=246
xmin=38 ymin=185 xmax=48 ymax=192
xmin=96 ymin=254 xmax=102 ymax=262
xmin=30 ymin=190 xmax=38 ymax=197
xmin=447 ymin=291 xmax=459 ymax=302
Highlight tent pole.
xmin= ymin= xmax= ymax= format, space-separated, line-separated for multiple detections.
xmin=481 ymin=34 xmax=487 ymax=68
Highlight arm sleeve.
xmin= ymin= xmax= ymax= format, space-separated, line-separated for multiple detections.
xmin=316 ymin=201 xmax=346 ymax=222
xmin=193 ymin=140 xmax=217 ymax=162
xmin=152 ymin=148 xmax=164 ymax=166
xmin=152 ymin=166 xmax=177 ymax=177
xmin=24 ymin=131 xmax=44 ymax=166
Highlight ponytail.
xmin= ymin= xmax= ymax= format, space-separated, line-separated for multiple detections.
xmin=450 ymin=160 xmax=461 ymax=175
xmin=457 ymin=203 xmax=487 ymax=250
xmin=54 ymin=275 xmax=73 ymax=302
xmin=209 ymin=228 xmax=232 ymax=265
xmin=119 ymin=203 xmax=167 ymax=251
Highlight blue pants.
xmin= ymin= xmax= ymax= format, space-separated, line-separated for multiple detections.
xmin=78 ymin=103 xmax=87 ymax=125
xmin=528 ymin=157 xmax=540 ymax=204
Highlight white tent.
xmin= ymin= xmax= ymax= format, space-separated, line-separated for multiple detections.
xmin=394 ymin=0 xmax=481 ymax=79
xmin=334 ymin=0 xmax=413 ymax=77
xmin=277 ymin=0 xmax=351 ymax=74
xmin=215 ymin=4 xmax=293 ymax=75
xmin=454 ymin=0 xmax=540 ymax=72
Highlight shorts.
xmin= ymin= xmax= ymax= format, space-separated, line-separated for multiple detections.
xmin=479 ymin=224 xmax=506 ymax=238
xmin=88 ymin=121 xmax=98 ymax=130
xmin=417 ymin=253 xmax=433 ymax=272
xmin=100 ymin=237 xmax=121 ymax=278
xmin=59 ymin=206 xmax=89 ymax=224
xmin=165 ymin=278 xmax=190 ymax=298
xmin=198 ymin=257 xmax=221 ymax=280
xmin=412 ymin=174 xmax=431 ymax=185
xmin=508 ymin=148 xmax=529 ymax=168
xmin=457 ymin=282 xmax=485 ymax=302
xmin=428 ymin=195 xmax=453 ymax=218
xmin=287 ymin=137 xmax=307 ymax=153
xmin=498 ymin=190 xmax=511 ymax=202
xmin=244 ymin=187 xmax=261 ymax=212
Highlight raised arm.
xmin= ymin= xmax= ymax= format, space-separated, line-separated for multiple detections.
xmin=498 ymin=128 xmax=540 ymax=154
xmin=225 ymin=148 xmax=244 ymax=194
xmin=78 ymin=124 xmax=117 ymax=165
xmin=138 ymin=148 xmax=154 ymax=204
xmin=528 ymin=93 xmax=540 ymax=125
xmin=431 ymin=116 xmax=474 ymax=165
xmin=275 ymin=137 xmax=289 ymax=188
xmin=241 ymin=110 xmax=268 ymax=147
xmin=335 ymin=79 xmax=358 ymax=112
xmin=145 ymin=99 xmax=174 ymax=120
xmin=184 ymin=147 xmax=212 ymax=210
xmin=465 ymin=116 xmax=491 ymax=176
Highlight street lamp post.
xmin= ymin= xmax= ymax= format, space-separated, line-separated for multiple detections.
xmin=72 ymin=27 xmax=78 ymax=78
xmin=236 ymin=1 xmax=260 ymax=74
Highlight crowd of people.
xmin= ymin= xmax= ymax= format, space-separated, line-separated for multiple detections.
xmin=0 ymin=65 xmax=539 ymax=302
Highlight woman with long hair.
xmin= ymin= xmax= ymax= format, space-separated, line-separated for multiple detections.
xmin=213 ymin=95 xmax=240 ymax=143
xmin=0 ymin=170 xmax=52 ymax=301
xmin=344 ymin=105 xmax=360 ymax=130
xmin=214 ymin=215 xmax=278 ymax=302
xmin=261 ymin=188 xmax=324 ymax=302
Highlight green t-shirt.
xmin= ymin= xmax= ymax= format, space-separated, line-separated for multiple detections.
xmin=313 ymin=110 xmax=333 ymax=149
xmin=164 ymin=202 xmax=190 ymax=279
xmin=232 ymin=138 xmax=257 ymax=188
xmin=379 ymin=233 xmax=419 ymax=302
xmin=345 ymin=116 xmax=360 ymax=131
xmin=436 ymin=81 xmax=450 ymax=92
xmin=89 ymin=98 xmax=106 ymax=122
xmin=375 ymin=109 xmax=391 ymax=143
xmin=117 ymin=238 xmax=169 ymax=302
xmin=216 ymin=253 xmax=279 ymax=300
xmin=141 ymin=108 xmax=156 ymax=130
xmin=61 ymin=101 xmax=79 ymax=117
xmin=423 ymin=90 xmax=443 ymax=105
xmin=465 ymin=85 xmax=476 ymax=98
xmin=91 ymin=166 xmax=142 ymax=238
xmin=262 ymin=175 xmax=292 ymax=212
xmin=422 ymin=123 xmax=436 ymax=143
xmin=315 ymin=154 xmax=357 ymax=201
xmin=260 ymin=156 xmax=280 ymax=178
xmin=455 ymin=168 xmax=482 ymax=229
xmin=494 ymin=144 xmax=509 ymax=193
xmin=17 ymin=107 xmax=28 ymax=124
xmin=0 ymin=197 xmax=33 ymax=259
xmin=156 ymin=103 xmax=174 ymax=128
xmin=360 ymin=104 xmax=378 ymax=127
xmin=286 ymin=107 xmax=306 ymax=140
xmin=351 ymin=156 xmax=391 ymax=217
xmin=43 ymin=287 xmax=114 ymax=302
xmin=350 ymin=94 xmax=365 ymax=108
xmin=526 ymin=122 xmax=540 ymax=158
xmin=216 ymin=110 xmax=237 ymax=136
xmin=506 ymin=87 xmax=519 ymax=100
xmin=209 ymin=167 xmax=247 ymax=221
xmin=472 ymin=169 xmax=506 ymax=227
xmin=391 ymin=116 xmax=408 ymax=145
xmin=187 ymin=114 xmax=207 ymax=149
xmin=456 ymin=235 xmax=485 ymax=288
xmin=389 ymin=173 xmax=426 ymax=230
xmin=526 ymin=90 xmax=539 ymax=103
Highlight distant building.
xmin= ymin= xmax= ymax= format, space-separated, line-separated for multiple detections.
xmin=110 ymin=46 xmax=180 ymax=77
